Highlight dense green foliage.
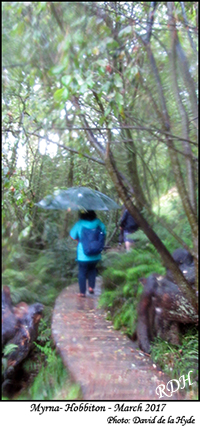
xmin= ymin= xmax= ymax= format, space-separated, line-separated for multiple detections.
xmin=100 ymin=202 xmax=191 ymax=338
xmin=100 ymin=242 xmax=165 ymax=336
xmin=99 ymin=199 xmax=198 ymax=397
xmin=18 ymin=328 xmax=82 ymax=400
xmin=2 ymin=235 xmax=81 ymax=400
xmin=3 ymin=235 xmax=77 ymax=305
xmin=151 ymin=327 xmax=198 ymax=398
xmin=100 ymin=249 xmax=198 ymax=399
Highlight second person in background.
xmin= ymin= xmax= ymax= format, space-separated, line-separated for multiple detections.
xmin=119 ymin=208 xmax=139 ymax=252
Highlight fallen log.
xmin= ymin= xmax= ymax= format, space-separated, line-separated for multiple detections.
xmin=2 ymin=286 xmax=43 ymax=379
xmin=136 ymin=248 xmax=198 ymax=354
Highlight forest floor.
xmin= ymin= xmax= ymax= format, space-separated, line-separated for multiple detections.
xmin=52 ymin=277 xmax=183 ymax=400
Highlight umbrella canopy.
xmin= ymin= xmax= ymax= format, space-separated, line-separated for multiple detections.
xmin=36 ymin=187 xmax=120 ymax=211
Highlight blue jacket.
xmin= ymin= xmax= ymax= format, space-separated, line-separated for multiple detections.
xmin=70 ymin=218 xmax=106 ymax=262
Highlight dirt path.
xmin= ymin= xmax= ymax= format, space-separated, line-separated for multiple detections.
xmin=51 ymin=277 xmax=181 ymax=400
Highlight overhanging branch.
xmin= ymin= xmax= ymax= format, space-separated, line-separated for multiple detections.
xmin=25 ymin=132 xmax=105 ymax=165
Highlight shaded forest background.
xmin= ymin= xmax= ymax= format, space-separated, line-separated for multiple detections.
xmin=2 ymin=2 xmax=198 ymax=399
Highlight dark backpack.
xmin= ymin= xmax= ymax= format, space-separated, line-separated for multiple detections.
xmin=81 ymin=226 xmax=105 ymax=256
xmin=121 ymin=211 xmax=139 ymax=233
xmin=127 ymin=217 xmax=139 ymax=233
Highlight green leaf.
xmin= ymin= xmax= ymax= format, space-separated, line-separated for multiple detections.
xmin=102 ymin=81 xmax=112 ymax=94
xmin=115 ymin=92 xmax=124 ymax=108
xmin=114 ymin=74 xmax=123 ymax=88
xmin=104 ymin=106 xmax=111 ymax=117
xmin=70 ymin=78 xmax=79 ymax=92
xmin=10 ymin=22 xmax=25 ymax=37
xmin=53 ymin=88 xmax=65 ymax=102
xmin=50 ymin=65 xmax=66 ymax=75
xmin=63 ymin=88 xmax=69 ymax=100
xmin=105 ymin=37 xmax=119 ymax=49
xmin=61 ymin=75 xmax=72 ymax=86
xmin=118 ymin=26 xmax=132 ymax=38
xmin=95 ymin=59 xmax=107 ymax=67
xmin=18 ymin=224 xmax=32 ymax=241
xmin=99 ymin=116 xmax=105 ymax=126
xmin=86 ymin=75 xmax=94 ymax=89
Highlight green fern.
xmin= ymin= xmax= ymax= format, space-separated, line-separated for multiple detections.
xmin=151 ymin=327 xmax=198 ymax=397
xmin=3 ymin=343 xmax=18 ymax=357
xmin=103 ymin=267 xmax=126 ymax=289
xmin=100 ymin=242 xmax=175 ymax=338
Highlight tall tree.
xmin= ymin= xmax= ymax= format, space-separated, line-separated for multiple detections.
xmin=2 ymin=2 xmax=198 ymax=315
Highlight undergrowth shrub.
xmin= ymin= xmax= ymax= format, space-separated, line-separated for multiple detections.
xmin=2 ymin=233 xmax=78 ymax=399
xmin=100 ymin=196 xmax=194 ymax=340
xmin=2 ymin=238 xmax=77 ymax=306
xmin=2 ymin=315 xmax=82 ymax=400
xmin=18 ymin=344 xmax=82 ymax=400
xmin=99 ymin=245 xmax=165 ymax=337
xmin=151 ymin=327 xmax=198 ymax=399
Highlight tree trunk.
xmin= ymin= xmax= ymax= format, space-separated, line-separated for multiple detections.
xmin=104 ymin=148 xmax=198 ymax=314
xmin=72 ymin=99 xmax=198 ymax=316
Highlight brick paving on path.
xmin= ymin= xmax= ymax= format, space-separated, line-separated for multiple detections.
xmin=52 ymin=277 xmax=181 ymax=400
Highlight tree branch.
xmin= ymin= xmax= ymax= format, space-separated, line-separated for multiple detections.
xmin=25 ymin=132 xmax=105 ymax=166
xmin=180 ymin=2 xmax=197 ymax=54
xmin=29 ymin=125 xmax=197 ymax=146
xmin=144 ymin=2 xmax=158 ymax=44
xmin=169 ymin=15 xmax=197 ymax=215
xmin=72 ymin=96 xmax=106 ymax=158
xmin=50 ymin=2 xmax=65 ymax=34
xmin=167 ymin=2 xmax=198 ymax=122
xmin=104 ymin=139 xmax=197 ymax=312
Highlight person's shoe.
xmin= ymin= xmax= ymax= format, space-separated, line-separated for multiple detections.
xmin=77 ymin=293 xmax=86 ymax=298
xmin=88 ymin=287 xmax=94 ymax=294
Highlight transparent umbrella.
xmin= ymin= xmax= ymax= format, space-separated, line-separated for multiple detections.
xmin=36 ymin=187 xmax=120 ymax=211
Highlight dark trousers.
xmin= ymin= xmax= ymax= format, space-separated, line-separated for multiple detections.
xmin=78 ymin=261 xmax=98 ymax=294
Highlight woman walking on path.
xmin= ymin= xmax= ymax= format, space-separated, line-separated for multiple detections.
xmin=70 ymin=210 xmax=106 ymax=297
